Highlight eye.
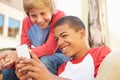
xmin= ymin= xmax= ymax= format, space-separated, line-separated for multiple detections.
xmin=40 ymin=12 xmax=45 ymax=16
xmin=61 ymin=34 xmax=67 ymax=38
xmin=30 ymin=14 xmax=37 ymax=18
xmin=55 ymin=37 xmax=58 ymax=42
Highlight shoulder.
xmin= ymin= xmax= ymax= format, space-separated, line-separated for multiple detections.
xmin=89 ymin=46 xmax=111 ymax=55
xmin=22 ymin=16 xmax=33 ymax=27
xmin=23 ymin=16 xmax=32 ymax=23
xmin=50 ymin=10 xmax=66 ymax=28
xmin=96 ymin=46 xmax=111 ymax=54
xmin=52 ymin=10 xmax=66 ymax=22
xmin=22 ymin=16 xmax=33 ymax=31
xmin=89 ymin=46 xmax=111 ymax=77
xmin=88 ymin=46 xmax=111 ymax=62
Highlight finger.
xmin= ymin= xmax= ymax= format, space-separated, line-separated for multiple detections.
xmin=19 ymin=64 xmax=34 ymax=72
xmin=0 ymin=58 xmax=6 ymax=64
xmin=0 ymin=54 xmax=6 ymax=59
xmin=16 ymin=68 xmax=27 ymax=76
xmin=27 ymin=71 xmax=39 ymax=80
xmin=0 ymin=58 xmax=10 ymax=69
xmin=16 ymin=62 xmax=29 ymax=73
xmin=3 ymin=58 xmax=14 ymax=68
xmin=15 ymin=64 xmax=31 ymax=80
xmin=15 ymin=57 xmax=26 ymax=64
xmin=29 ymin=51 xmax=40 ymax=62
xmin=29 ymin=51 xmax=45 ymax=67
xmin=19 ymin=58 xmax=40 ymax=67
xmin=0 ymin=62 xmax=5 ymax=70
xmin=19 ymin=64 xmax=41 ymax=73
xmin=17 ymin=56 xmax=45 ymax=71
xmin=27 ymin=78 xmax=33 ymax=80
xmin=3 ymin=63 xmax=13 ymax=69
xmin=15 ymin=69 xmax=27 ymax=79
xmin=19 ymin=74 xmax=28 ymax=80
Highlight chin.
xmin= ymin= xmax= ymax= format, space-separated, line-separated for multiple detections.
xmin=38 ymin=24 xmax=47 ymax=28
xmin=64 ymin=53 xmax=71 ymax=57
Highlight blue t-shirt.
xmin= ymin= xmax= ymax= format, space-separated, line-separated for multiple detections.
xmin=27 ymin=24 xmax=50 ymax=47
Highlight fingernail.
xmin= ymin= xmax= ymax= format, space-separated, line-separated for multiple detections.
xmin=19 ymin=61 xmax=23 ymax=63
xmin=28 ymin=78 xmax=32 ymax=80
xmin=18 ymin=69 xmax=21 ymax=72
xmin=6 ymin=59 xmax=10 ymax=61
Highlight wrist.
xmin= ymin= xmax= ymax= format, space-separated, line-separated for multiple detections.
xmin=9 ymin=62 xmax=15 ymax=69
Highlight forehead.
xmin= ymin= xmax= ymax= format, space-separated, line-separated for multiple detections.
xmin=54 ymin=24 xmax=74 ymax=36
xmin=30 ymin=7 xmax=49 ymax=11
xmin=54 ymin=24 xmax=69 ymax=31
xmin=29 ymin=8 xmax=51 ymax=14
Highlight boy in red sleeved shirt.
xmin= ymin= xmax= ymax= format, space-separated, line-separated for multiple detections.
xmin=1 ymin=0 xmax=69 ymax=80
xmin=15 ymin=16 xmax=111 ymax=80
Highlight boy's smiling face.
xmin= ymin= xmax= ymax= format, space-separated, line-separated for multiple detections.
xmin=54 ymin=24 xmax=85 ymax=59
xmin=29 ymin=8 xmax=52 ymax=29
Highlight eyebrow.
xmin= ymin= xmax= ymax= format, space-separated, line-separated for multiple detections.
xmin=59 ymin=32 xmax=67 ymax=36
xmin=54 ymin=32 xmax=67 ymax=39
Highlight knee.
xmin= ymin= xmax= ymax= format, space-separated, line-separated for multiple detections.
xmin=40 ymin=56 xmax=52 ymax=66
xmin=2 ymin=69 xmax=10 ymax=76
xmin=2 ymin=69 xmax=15 ymax=76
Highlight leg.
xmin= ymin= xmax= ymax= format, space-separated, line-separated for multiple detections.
xmin=2 ymin=68 xmax=19 ymax=80
xmin=96 ymin=51 xmax=120 ymax=80
xmin=40 ymin=53 xmax=70 ymax=75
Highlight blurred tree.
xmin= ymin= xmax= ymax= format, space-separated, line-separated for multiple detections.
xmin=88 ymin=0 xmax=107 ymax=47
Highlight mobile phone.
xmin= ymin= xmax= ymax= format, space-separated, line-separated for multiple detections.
xmin=16 ymin=44 xmax=31 ymax=59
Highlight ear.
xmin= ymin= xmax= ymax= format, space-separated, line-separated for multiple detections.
xmin=78 ymin=29 xmax=86 ymax=39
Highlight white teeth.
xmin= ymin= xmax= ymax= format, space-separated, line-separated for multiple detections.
xmin=41 ymin=20 xmax=44 ymax=23
xmin=38 ymin=19 xmax=45 ymax=24
xmin=62 ymin=46 xmax=68 ymax=52
xmin=39 ymin=20 xmax=45 ymax=26
xmin=38 ymin=19 xmax=42 ymax=23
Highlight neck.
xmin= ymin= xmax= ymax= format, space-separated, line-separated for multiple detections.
xmin=73 ymin=44 xmax=90 ymax=59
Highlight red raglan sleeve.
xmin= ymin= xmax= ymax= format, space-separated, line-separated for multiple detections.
xmin=31 ymin=10 xmax=66 ymax=57
xmin=31 ymin=29 xmax=57 ymax=57
xmin=92 ymin=46 xmax=111 ymax=77
xmin=21 ymin=17 xmax=32 ymax=47
xmin=57 ymin=62 xmax=67 ymax=75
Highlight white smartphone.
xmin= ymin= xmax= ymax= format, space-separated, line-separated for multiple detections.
xmin=16 ymin=44 xmax=31 ymax=59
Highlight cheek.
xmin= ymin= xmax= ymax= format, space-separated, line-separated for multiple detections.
xmin=30 ymin=17 xmax=36 ymax=23
xmin=70 ymin=42 xmax=80 ymax=52
xmin=45 ymin=15 xmax=52 ymax=22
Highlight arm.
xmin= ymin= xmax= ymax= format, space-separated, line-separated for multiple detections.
xmin=21 ymin=17 xmax=32 ymax=47
xmin=15 ymin=51 xmax=71 ymax=80
xmin=31 ymin=29 xmax=58 ymax=57
xmin=21 ymin=17 xmax=57 ymax=57
xmin=21 ymin=11 xmax=65 ymax=57
xmin=0 ymin=51 xmax=18 ymax=70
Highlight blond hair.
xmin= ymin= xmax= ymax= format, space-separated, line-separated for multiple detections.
xmin=23 ymin=0 xmax=56 ymax=15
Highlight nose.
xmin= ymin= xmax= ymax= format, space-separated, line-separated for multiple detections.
xmin=37 ymin=18 xmax=42 ymax=23
xmin=36 ymin=16 xmax=43 ymax=23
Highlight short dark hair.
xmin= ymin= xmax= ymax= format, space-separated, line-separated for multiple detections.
xmin=54 ymin=16 xmax=85 ymax=32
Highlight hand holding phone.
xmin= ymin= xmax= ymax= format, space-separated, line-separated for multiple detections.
xmin=16 ymin=44 xmax=31 ymax=59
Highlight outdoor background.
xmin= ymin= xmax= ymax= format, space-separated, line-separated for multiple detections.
xmin=0 ymin=0 xmax=120 ymax=51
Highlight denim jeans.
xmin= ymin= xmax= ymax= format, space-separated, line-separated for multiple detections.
xmin=2 ymin=53 xmax=70 ymax=80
